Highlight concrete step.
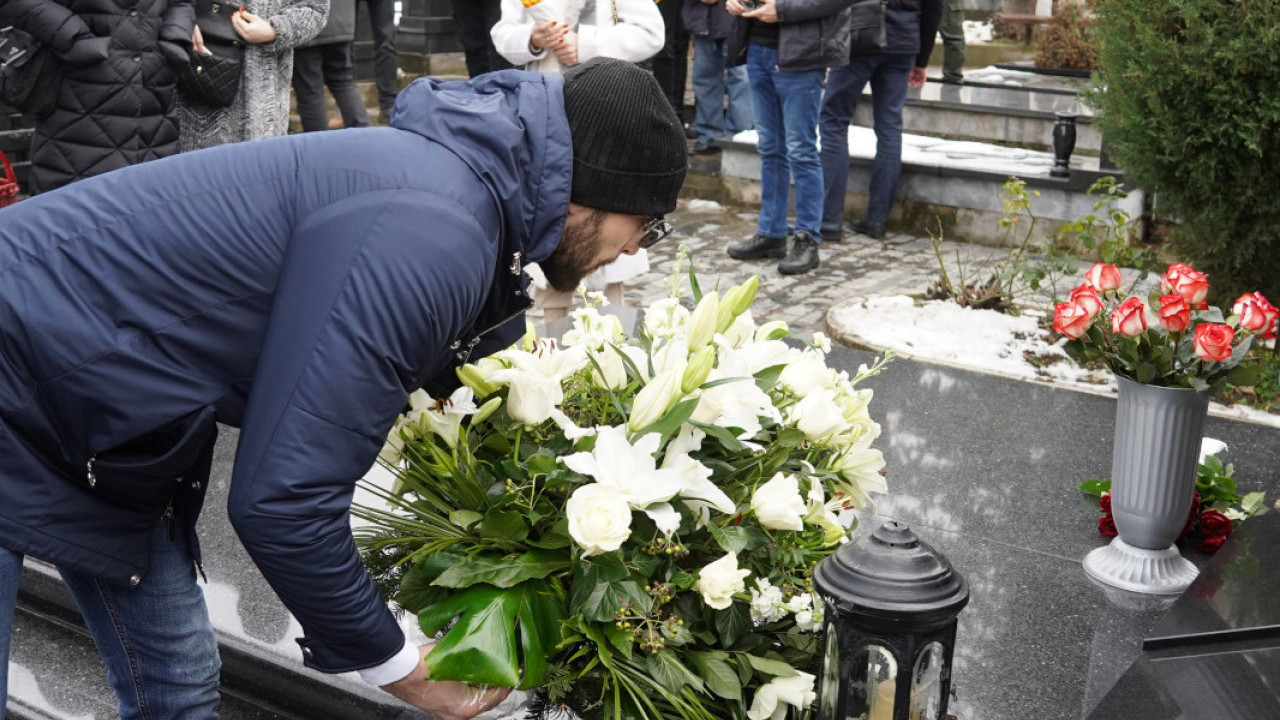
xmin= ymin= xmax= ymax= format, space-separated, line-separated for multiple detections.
xmin=852 ymin=70 xmax=1099 ymax=155
xmin=711 ymin=121 xmax=1141 ymax=247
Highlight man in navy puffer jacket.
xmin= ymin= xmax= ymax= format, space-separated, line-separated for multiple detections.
xmin=0 ymin=58 xmax=686 ymax=719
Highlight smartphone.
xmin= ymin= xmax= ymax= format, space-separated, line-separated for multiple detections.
xmin=740 ymin=0 xmax=764 ymax=10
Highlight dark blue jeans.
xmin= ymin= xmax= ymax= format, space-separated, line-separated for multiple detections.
xmin=691 ymin=35 xmax=753 ymax=144
xmin=746 ymin=43 xmax=826 ymax=239
xmin=0 ymin=524 xmax=221 ymax=719
xmin=819 ymin=53 xmax=915 ymax=228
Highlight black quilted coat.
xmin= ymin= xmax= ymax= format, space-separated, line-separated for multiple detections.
xmin=0 ymin=0 xmax=194 ymax=193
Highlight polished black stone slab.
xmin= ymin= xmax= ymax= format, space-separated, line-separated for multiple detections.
xmin=1085 ymin=513 xmax=1280 ymax=720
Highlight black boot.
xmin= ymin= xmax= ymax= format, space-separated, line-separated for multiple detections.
xmin=778 ymin=231 xmax=820 ymax=275
xmin=727 ymin=233 xmax=787 ymax=260
xmin=851 ymin=218 xmax=887 ymax=239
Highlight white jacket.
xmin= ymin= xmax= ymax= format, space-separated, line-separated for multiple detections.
xmin=491 ymin=0 xmax=665 ymax=73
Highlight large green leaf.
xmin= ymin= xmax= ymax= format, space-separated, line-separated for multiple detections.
xmin=396 ymin=552 xmax=464 ymax=613
xmin=480 ymin=510 xmax=530 ymax=543
xmin=645 ymin=652 xmax=705 ymax=694
xmin=418 ymin=580 xmax=565 ymax=689
xmin=714 ymin=603 xmax=752 ymax=648
xmin=433 ymin=550 xmax=569 ymax=588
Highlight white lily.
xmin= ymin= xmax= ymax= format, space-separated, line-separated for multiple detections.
xmin=787 ymin=389 xmax=850 ymax=443
xmin=778 ymin=348 xmax=838 ymax=398
xmin=561 ymin=426 xmax=684 ymax=532
xmin=628 ymin=368 xmax=684 ymax=432
xmin=662 ymin=426 xmax=735 ymax=515
xmin=410 ymin=386 xmax=477 ymax=448
xmin=488 ymin=340 xmax=588 ymax=425
xmin=562 ymin=307 xmax=624 ymax=350
xmin=833 ymin=434 xmax=888 ymax=508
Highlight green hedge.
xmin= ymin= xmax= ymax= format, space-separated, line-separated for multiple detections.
xmin=1086 ymin=0 xmax=1280 ymax=304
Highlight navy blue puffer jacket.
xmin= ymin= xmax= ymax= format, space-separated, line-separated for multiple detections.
xmin=0 ymin=70 xmax=571 ymax=673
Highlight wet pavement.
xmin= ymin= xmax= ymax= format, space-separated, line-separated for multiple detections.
xmin=598 ymin=196 xmax=1010 ymax=340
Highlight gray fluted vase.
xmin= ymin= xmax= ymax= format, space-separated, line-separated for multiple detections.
xmin=1083 ymin=376 xmax=1209 ymax=594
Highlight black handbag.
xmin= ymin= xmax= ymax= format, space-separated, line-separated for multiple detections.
xmin=175 ymin=0 xmax=246 ymax=107
xmin=0 ymin=25 xmax=60 ymax=117
xmin=848 ymin=0 xmax=888 ymax=54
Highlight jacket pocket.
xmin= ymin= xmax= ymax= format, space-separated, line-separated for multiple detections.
xmin=88 ymin=406 xmax=218 ymax=514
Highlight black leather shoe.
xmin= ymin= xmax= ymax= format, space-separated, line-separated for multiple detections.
xmin=727 ymin=234 xmax=787 ymax=260
xmin=851 ymin=218 xmax=887 ymax=239
xmin=820 ymin=223 xmax=846 ymax=243
xmin=778 ymin=231 xmax=820 ymax=275
xmin=690 ymin=140 xmax=721 ymax=156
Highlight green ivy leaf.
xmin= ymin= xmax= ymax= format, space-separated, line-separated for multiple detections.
xmin=568 ymin=557 xmax=649 ymax=622
xmin=433 ymin=550 xmax=568 ymax=589
xmin=742 ymin=652 xmax=798 ymax=678
xmin=480 ymin=510 xmax=530 ymax=543
xmin=417 ymin=580 xmax=565 ymax=689
xmin=450 ymin=510 xmax=483 ymax=530
xmin=714 ymin=603 xmax=752 ymax=648
xmin=645 ymin=652 xmax=705 ymax=693
xmin=689 ymin=651 xmax=742 ymax=701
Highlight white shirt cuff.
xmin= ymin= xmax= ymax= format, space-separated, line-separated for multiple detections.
xmin=357 ymin=639 xmax=420 ymax=686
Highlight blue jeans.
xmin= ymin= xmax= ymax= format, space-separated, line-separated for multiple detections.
xmin=819 ymin=53 xmax=915 ymax=228
xmin=0 ymin=524 xmax=221 ymax=719
xmin=691 ymin=35 xmax=753 ymax=144
xmin=746 ymin=43 xmax=826 ymax=239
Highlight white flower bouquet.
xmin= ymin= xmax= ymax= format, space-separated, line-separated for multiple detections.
xmin=356 ymin=259 xmax=891 ymax=720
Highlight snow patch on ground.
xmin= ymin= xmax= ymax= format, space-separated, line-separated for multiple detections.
xmin=827 ymin=295 xmax=1280 ymax=428
xmin=685 ymin=199 xmax=724 ymax=213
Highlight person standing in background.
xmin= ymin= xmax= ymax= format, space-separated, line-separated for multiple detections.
xmin=178 ymin=1 xmax=328 ymax=150
xmin=0 ymin=0 xmax=194 ymax=194
xmin=682 ymin=0 xmax=752 ymax=155
xmin=652 ymin=0 xmax=690 ymax=123
xmin=359 ymin=0 xmax=398 ymax=121
xmin=292 ymin=0 xmax=371 ymax=131
xmin=818 ymin=0 xmax=942 ymax=242
xmin=491 ymin=0 xmax=665 ymax=322
xmin=451 ymin=0 xmax=512 ymax=77
xmin=723 ymin=0 xmax=854 ymax=276
xmin=939 ymin=0 xmax=964 ymax=83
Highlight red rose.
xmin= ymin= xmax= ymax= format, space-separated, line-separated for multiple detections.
xmin=1099 ymin=491 xmax=1112 ymax=514
xmin=1161 ymin=263 xmax=1210 ymax=309
xmin=1193 ymin=323 xmax=1235 ymax=361
xmin=1197 ymin=534 xmax=1228 ymax=554
xmin=1198 ymin=508 xmax=1232 ymax=540
xmin=1110 ymin=296 xmax=1149 ymax=337
xmin=1053 ymin=300 xmax=1093 ymax=340
xmin=1098 ymin=516 xmax=1118 ymax=538
xmin=1086 ymin=262 xmax=1122 ymax=292
xmin=1069 ymin=285 xmax=1104 ymax=319
xmin=1156 ymin=293 xmax=1191 ymax=333
xmin=1232 ymin=291 xmax=1278 ymax=339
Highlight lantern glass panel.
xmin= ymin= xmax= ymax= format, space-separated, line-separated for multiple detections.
xmin=840 ymin=643 xmax=897 ymax=720
xmin=909 ymin=642 xmax=945 ymax=720
xmin=819 ymin=625 xmax=841 ymax=720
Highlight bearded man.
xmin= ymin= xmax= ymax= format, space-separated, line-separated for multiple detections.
xmin=0 ymin=58 xmax=686 ymax=719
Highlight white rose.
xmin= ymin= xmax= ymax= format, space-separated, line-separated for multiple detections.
xmin=566 ymin=484 xmax=632 ymax=557
xmin=697 ymin=552 xmax=750 ymax=610
xmin=789 ymin=390 xmax=849 ymax=442
xmin=778 ymin=350 xmax=836 ymax=398
xmin=751 ymin=473 xmax=806 ymax=531
xmin=747 ymin=671 xmax=817 ymax=720
xmin=502 ymin=373 xmax=563 ymax=425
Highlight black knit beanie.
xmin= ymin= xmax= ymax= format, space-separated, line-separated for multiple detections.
xmin=561 ymin=58 xmax=688 ymax=217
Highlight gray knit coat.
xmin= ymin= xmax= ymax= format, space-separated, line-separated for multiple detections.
xmin=177 ymin=0 xmax=328 ymax=150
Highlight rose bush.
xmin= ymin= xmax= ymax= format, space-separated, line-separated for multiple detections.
xmin=1052 ymin=262 xmax=1277 ymax=392
xmin=355 ymin=257 xmax=893 ymax=720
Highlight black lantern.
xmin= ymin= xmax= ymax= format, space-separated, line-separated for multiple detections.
xmin=1050 ymin=112 xmax=1078 ymax=178
xmin=813 ymin=521 xmax=969 ymax=720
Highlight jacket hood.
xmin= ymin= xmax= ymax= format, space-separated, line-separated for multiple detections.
xmin=389 ymin=70 xmax=572 ymax=264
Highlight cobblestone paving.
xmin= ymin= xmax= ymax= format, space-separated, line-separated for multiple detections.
xmin=620 ymin=197 xmax=1011 ymax=339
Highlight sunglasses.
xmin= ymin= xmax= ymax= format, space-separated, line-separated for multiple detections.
xmin=639 ymin=217 xmax=674 ymax=249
